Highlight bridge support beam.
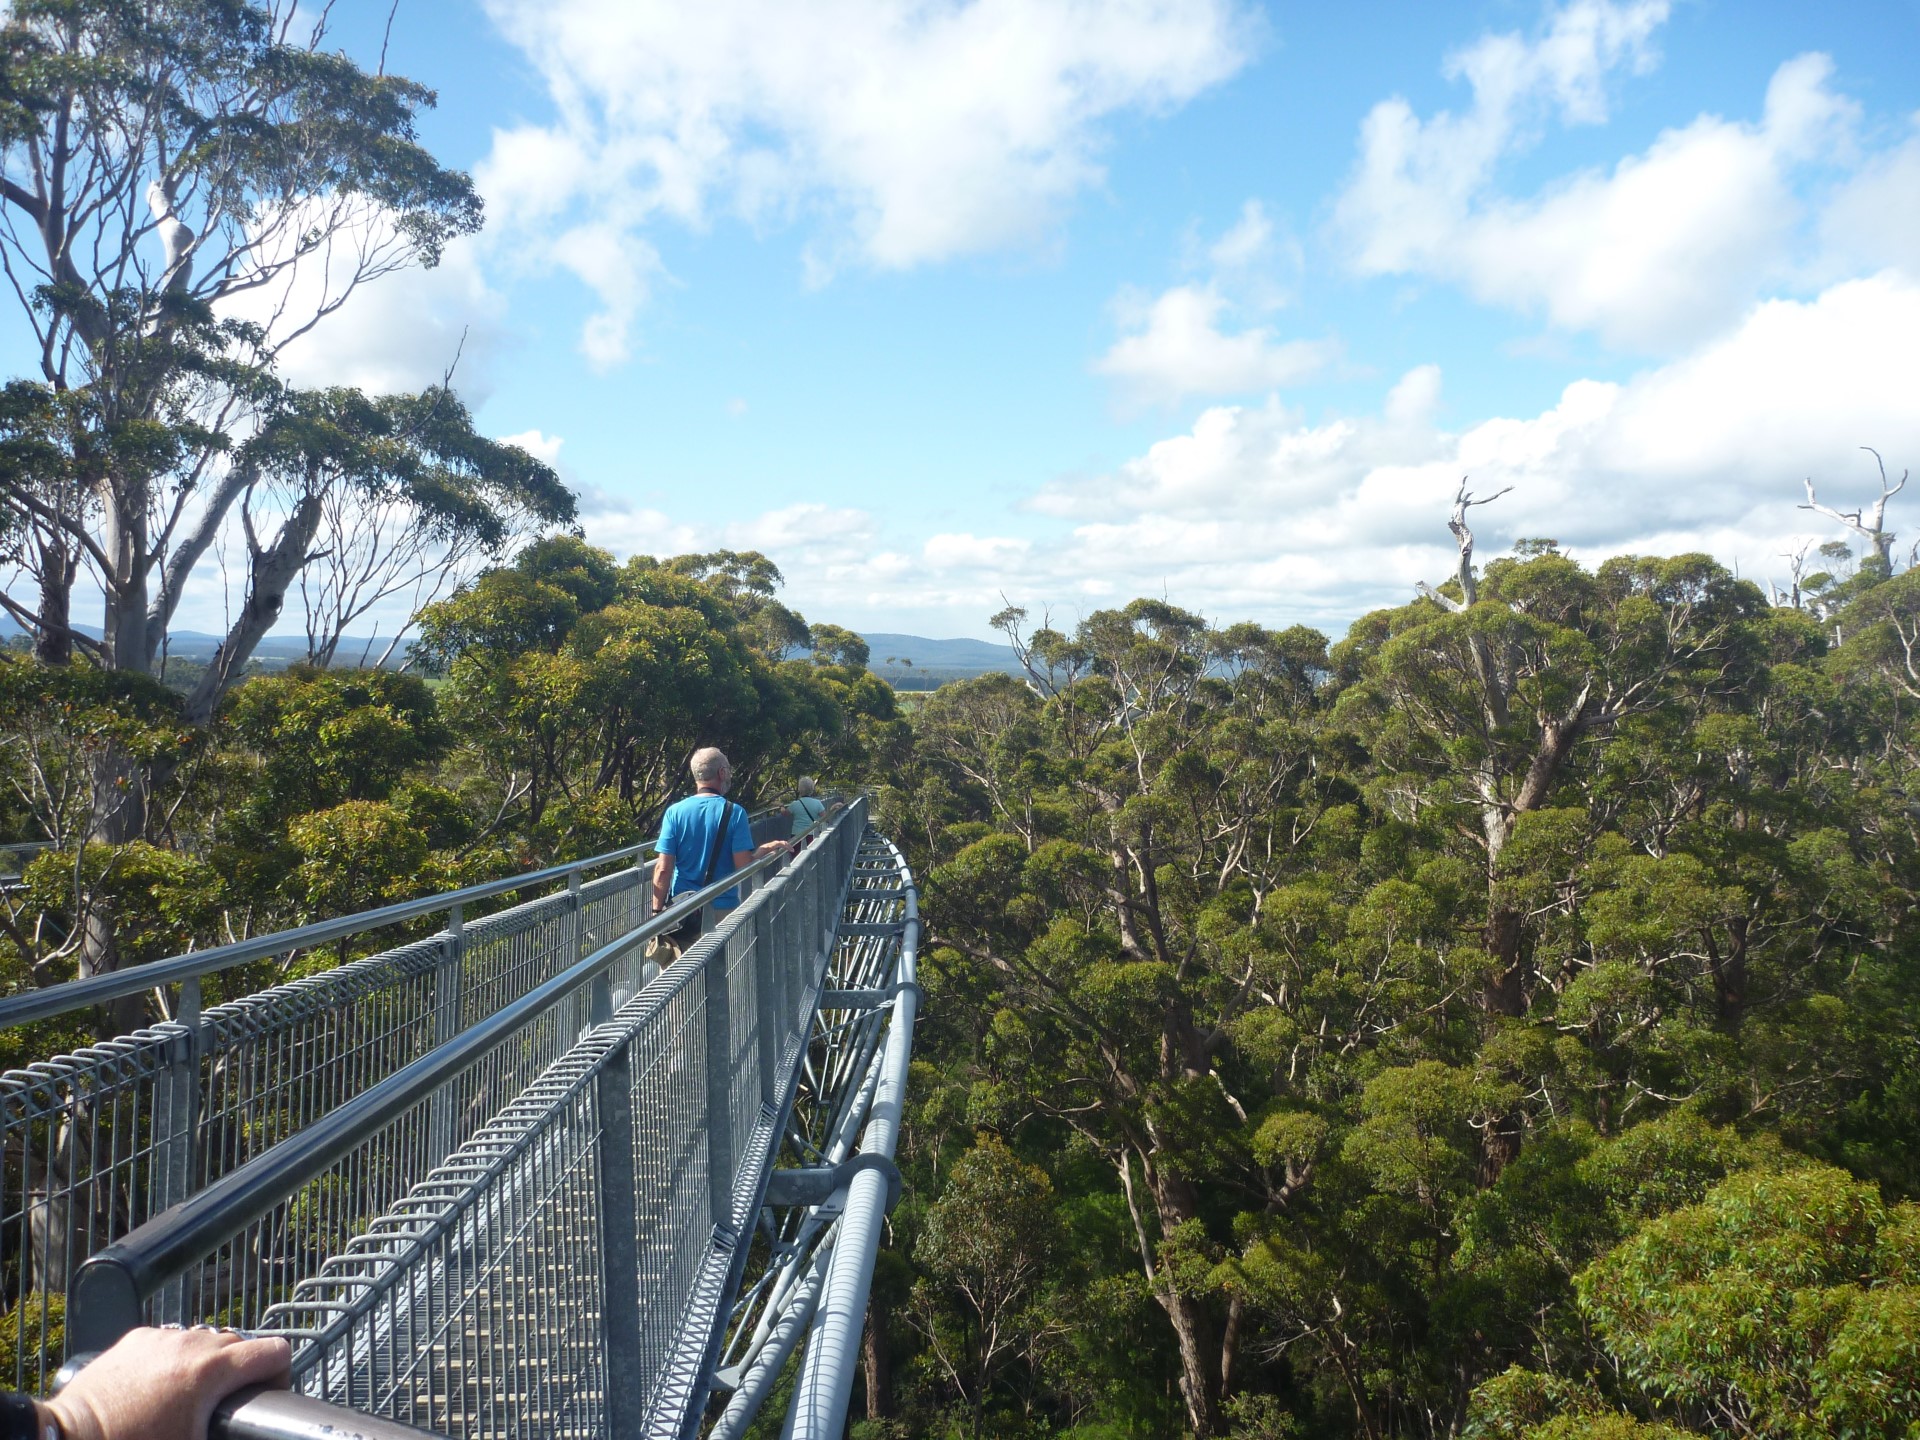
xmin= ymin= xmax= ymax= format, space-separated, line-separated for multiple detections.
xmin=594 ymin=972 xmax=647 ymax=1440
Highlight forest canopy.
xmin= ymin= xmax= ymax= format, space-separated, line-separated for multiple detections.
xmin=4 ymin=469 xmax=1917 ymax=1439
xmin=870 ymin=500 xmax=1920 ymax=1440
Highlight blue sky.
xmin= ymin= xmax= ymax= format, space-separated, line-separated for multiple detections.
xmin=202 ymin=0 xmax=1920 ymax=639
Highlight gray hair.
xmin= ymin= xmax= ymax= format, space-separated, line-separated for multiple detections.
xmin=690 ymin=747 xmax=731 ymax=783
xmin=796 ymin=776 xmax=817 ymax=797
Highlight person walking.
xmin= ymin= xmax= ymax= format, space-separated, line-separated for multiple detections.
xmin=649 ymin=747 xmax=784 ymax=963
xmin=788 ymin=776 xmax=826 ymax=840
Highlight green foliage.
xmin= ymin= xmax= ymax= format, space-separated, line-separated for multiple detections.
xmin=1574 ymin=1165 xmax=1920 ymax=1437
xmin=882 ymin=540 xmax=1920 ymax=1440
xmin=286 ymin=801 xmax=430 ymax=916
xmin=0 ymin=1294 xmax=63 ymax=1388
xmin=0 ymin=545 xmax=887 ymax=1032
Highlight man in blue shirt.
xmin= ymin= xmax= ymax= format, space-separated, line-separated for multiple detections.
xmin=649 ymin=747 xmax=785 ymax=959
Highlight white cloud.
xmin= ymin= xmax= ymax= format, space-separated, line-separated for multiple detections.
xmin=1098 ymin=200 xmax=1327 ymax=405
xmin=477 ymin=0 xmax=1254 ymax=361
xmin=924 ymin=532 xmax=1033 ymax=569
xmin=222 ymin=220 xmax=508 ymax=399
xmin=305 ymin=273 xmax=1906 ymax=644
xmin=1330 ymin=0 xmax=1891 ymax=353
xmin=498 ymin=429 xmax=565 ymax=466
xmin=1820 ymin=119 xmax=1920 ymax=278
xmin=989 ymin=272 xmax=1920 ymax=629
xmin=570 ymin=490 xmax=707 ymax=561
xmin=1208 ymin=200 xmax=1276 ymax=270
xmin=1094 ymin=284 xmax=1335 ymax=405
xmin=1335 ymin=0 xmax=1669 ymax=275
xmin=726 ymin=502 xmax=875 ymax=552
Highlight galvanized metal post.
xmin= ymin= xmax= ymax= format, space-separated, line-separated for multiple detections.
xmin=704 ymin=933 xmax=736 ymax=1231
xmin=154 ymin=974 xmax=201 ymax=1323
xmin=570 ymin=867 xmax=584 ymax=958
xmin=429 ymin=903 xmax=463 ymax=1161
xmin=595 ymin=1028 xmax=645 ymax=1439
xmin=752 ymin=904 xmax=778 ymax=1108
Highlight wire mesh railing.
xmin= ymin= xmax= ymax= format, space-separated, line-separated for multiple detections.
xmin=0 ymin=794 xmax=913 ymax=1440
xmin=41 ymin=800 xmax=874 ymax=1440
xmin=0 ymin=807 xmax=787 ymax=1391
xmin=242 ymin=806 xmax=872 ymax=1437
xmin=707 ymin=832 xmax=919 ymax=1440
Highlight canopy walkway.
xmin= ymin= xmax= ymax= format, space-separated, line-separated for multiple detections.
xmin=0 ymin=798 xmax=916 ymax=1440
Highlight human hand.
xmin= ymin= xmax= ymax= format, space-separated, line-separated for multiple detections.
xmin=48 ymin=1327 xmax=292 ymax=1440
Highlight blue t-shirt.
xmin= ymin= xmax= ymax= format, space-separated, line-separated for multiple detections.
xmin=788 ymin=795 xmax=826 ymax=838
xmin=656 ymin=792 xmax=755 ymax=908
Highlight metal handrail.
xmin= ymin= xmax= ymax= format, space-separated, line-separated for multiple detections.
xmin=212 ymin=1387 xmax=444 ymax=1439
xmin=66 ymin=806 xmax=846 ymax=1355
xmin=0 ymin=805 xmax=787 ymax=1031
xmin=781 ymin=837 xmax=918 ymax=1440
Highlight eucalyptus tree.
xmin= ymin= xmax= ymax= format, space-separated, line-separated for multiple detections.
xmin=419 ymin=542 xmax=860 ymax=848
xmin=1348 ymin=490 xmax=1770 ymax=1018
xmin=924 ymin=601 xmax=1336 ymax=1437
xmin=0 ymin=0 xmax=482 ymax=681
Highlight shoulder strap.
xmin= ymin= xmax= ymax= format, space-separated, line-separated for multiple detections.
xmin=699 ymin=797 xmax=737 ymax=887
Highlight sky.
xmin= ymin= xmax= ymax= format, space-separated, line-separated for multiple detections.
xmin=100 ymin=0 xmax=1920 ymax=640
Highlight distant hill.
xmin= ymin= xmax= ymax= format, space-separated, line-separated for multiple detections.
xmin=862 ymin=633 xmax=1020 ymax=671
xmin=0 ymin=618 xmax=397 ymax=666
xmin=4 ymin=616 xmax=1013 ymax=687
xmin=861 ymin=632 xmax=1023 ymax=689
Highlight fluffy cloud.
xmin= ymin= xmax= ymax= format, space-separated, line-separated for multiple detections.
xmin=1097 ymin=200 xmax=1328 ymax=405
xmin=1819 ymin=120 xmax=1920 ymax=279
xmin=477 ymin=0 xmax=1254 ymax=363
xmin=248 ymin=272 xmax=1913 ymax=644
xmin=1332 ymin=0 xmax=1884 ymax=353
xmin=221 ymin=219 xmax=508 ymax=399
xmin=498 ymin=429 xmax=566 ymax=466
xmin=978 ymin=272 xmax=1920 ymax=630
xmin=1335 ymin=0 xmax=1669 ymax=273
xmin=1207 ymin=199 xmax=1279 ymax=271
xmin=725 ymin=502 xmax=876 ymax=553
xmin=1095 ymin=285 xmax=1335 ymax=405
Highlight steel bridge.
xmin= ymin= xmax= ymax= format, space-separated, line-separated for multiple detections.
xmin=0 ymin=798 xmax=915 ymax=1440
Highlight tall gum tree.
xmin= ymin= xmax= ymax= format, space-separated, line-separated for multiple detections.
xmin=1353 ymin=488 xmax=1768 ymax=1022
xmin=929 ymin=602 xmax=1333 ymax=1437
xmin=0 ymin=0 xmax=483 ymax=764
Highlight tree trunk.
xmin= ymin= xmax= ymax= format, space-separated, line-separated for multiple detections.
xmin=1483 ymin=906 xmax=1527 ymax=1017
xmin=863 ymin=1303 xmax=892 ymax=1419
xmin=25 ymin=1116 xmax=78 ymax=1299
xmin=1147 ymin=1162 xmax=1223 ymax=1438
xmin=1708 ymin=917 xmax=1750 ymax=1021
xmin=183 ymin=489 xmax=324 ymax=726
xmin=100 ymin=476 xmax=151 ymax=675
xmin=32 ymin=536 xmax=74 ymax=665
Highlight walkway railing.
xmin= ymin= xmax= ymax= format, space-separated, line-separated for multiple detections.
xmin=1 ymin=798 xmax=918 ymax=1440
xmin=0 ymin=806 xmax=786 ymax=1390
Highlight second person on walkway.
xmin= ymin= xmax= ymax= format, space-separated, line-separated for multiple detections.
xmin=650 ymin=747 xmax=784 ymax=963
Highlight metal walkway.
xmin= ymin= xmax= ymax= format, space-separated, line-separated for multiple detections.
xmin=0 ymin=798 xmax=917 ymax=1440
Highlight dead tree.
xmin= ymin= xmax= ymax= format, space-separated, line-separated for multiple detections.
xmin=1800 ymin=447 xmax=1907 ymax=572
xmin=1414 ymin=477 xmax=1512 ymax=612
